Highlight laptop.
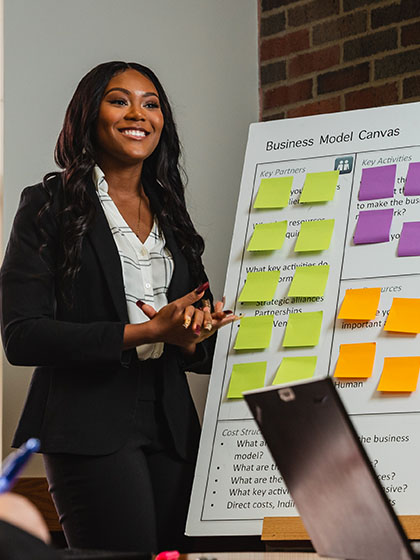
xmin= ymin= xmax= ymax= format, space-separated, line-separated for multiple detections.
xmin=244 ymin=377 xmax=420 ymax=560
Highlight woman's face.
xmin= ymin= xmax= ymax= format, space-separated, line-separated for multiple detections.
xmin=96 ymin=69 xmax=164 ymax=167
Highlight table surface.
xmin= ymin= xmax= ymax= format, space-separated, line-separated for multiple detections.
xmin=182 ymin=553 xmax=337 ymax=560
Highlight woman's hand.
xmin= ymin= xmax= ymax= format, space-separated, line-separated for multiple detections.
xmin=123 ymin=286 xmax=238 ymax=352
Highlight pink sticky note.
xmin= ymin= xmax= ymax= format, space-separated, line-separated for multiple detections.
xmin=405 ymin=162 xmax=420 ymax=196
xmin=398 ymin=222 xmax=420 ymax=257
xmin=353 ymin=209 xmax=393 ymax=245
xmin=358 ymin=165 xmax=396 ymax=201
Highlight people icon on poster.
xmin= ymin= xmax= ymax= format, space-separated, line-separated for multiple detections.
xmin=335 ymin=155 xmax=354 ymax=174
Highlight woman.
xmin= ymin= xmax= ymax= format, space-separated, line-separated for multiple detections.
xmin=0 ymin=61 xmax=236 ymax=553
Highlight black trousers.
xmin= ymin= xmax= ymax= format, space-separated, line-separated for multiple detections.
xmin=43 ymin=399 xmax=196 ymax=553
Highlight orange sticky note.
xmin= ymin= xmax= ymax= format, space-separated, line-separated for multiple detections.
xmin=377 ymin=356 xmax=420 ymax=392
xmin=384 ymin=298 xmax=420 ymax=334
xmin=338 ymin=287 xmax=381 ymax=321
xmin=334 ymin=342 xmax=376 ymax=379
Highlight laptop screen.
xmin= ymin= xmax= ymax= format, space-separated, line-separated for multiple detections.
xmin=244 ymin=378 xmax=413 ymax=560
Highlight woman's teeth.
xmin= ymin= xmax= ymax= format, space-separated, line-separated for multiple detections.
xmin=122 ymin=129 xmax=147 ymax=138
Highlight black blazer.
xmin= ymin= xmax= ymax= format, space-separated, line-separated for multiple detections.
xmin=0 ymin=174 xmax=214 ymax=461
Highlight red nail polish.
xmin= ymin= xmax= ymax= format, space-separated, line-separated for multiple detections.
xmin=194 ymin=325 xmax=201 ymax=335
xmin=136 ymin=300 xmax=145 ymax=309
xmin=224 ymin=310 xmax=233 ymax=315
xmin=195 ymin=281 xmax=209 ymax=294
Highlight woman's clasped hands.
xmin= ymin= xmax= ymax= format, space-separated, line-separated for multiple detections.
xmin=134 ymin=282 xmax=238 ymax=354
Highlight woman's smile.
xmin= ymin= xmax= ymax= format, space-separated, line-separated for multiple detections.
xmin=118 ymin=127 xmax=150 ymax=139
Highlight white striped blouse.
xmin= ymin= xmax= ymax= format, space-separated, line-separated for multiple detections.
xmin=94 ymin=166 xmax=174 ymax=360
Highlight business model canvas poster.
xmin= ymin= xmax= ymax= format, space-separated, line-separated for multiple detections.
xmin=187 ymin=102 xmax=420 ymax=536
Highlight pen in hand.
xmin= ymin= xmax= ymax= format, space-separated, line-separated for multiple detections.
xmin=0 ymin=438 xmax=40 ymax=494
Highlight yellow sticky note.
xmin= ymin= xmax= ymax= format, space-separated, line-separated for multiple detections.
xmin=234 ymin=315 xmax=274 ymax=350
xmin=299 ymin=170 xmax=339 ymax=203
xmin=384 ymin=298 xmax=420 ymax=334
xmin=282 ymin=311 xmax=323 ymax=347
xmin=254 ymin=177 xmax=293 ymax=209
xmin=288 ymin=265 xmax=330 ymax=298
xmin=247 ymin=221 xmax=287 ymax=252
xmin=295 ymin=219 xmax=335 ymax=252
xmin=334 ymin=342 xmax=376 ymax=379
xmin=227 ymin=361 xmax=267 ymax=399
xmin=377 ymin=356 xmax=420 ymax=392
xmin=272 ymin=356 xmax=317 ymax=385
xmin=338 ymin=288 xmax=381 ymax=321
xmin=239 ymin=270 xmax=280 ymax=302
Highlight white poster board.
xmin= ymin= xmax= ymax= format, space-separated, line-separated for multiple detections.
xmin=187 ymin=103 xmax=420 ymax=536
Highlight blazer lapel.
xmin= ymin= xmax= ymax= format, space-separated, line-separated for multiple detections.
xmin=86 ymin=181 xmax=129 ymax=323
xmin=144 ymin=180 xmax=193 ymax=303
xmin=162 ymin=223 xmax=193 ymax=302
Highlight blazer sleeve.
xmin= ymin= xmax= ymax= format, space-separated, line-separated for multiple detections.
xmin=0 ymin=184 xmax=126 ymax=367
xmin=180 ymin=282 xmax=217 ymax=374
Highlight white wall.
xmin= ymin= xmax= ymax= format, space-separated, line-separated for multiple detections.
xmin=2 ymin=0 xmax=258 ymax=474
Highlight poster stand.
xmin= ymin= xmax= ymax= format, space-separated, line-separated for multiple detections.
xmin=187 ymin=103 xmax=420 ymax=537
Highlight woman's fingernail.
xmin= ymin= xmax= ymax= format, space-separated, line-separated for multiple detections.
xmin=204 ymin=323 xmax=213 ymax=331
xmin=194 ymin=325 xmax=201 ymax=335
xmin=136 ymin=300 xmax=145 ymax=309
xmin=195 ymin=281 xmax=209 ymax=294
xmin=224 ymin=310 xmax=233 ymax=315
xmin=183 ymin=317 xmax=191 ymax=329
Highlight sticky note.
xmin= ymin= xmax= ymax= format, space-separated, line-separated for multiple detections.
xmin=238 ymin=271 xmax=280 ymax=302
xmin=384 ymin=298 xmax=420 ymax=334
xmin=299 ymin=170 xmax=339 ymax=203
xmin=358 ymin=165 xmax=396 ymax=201
xmin=398 ymin=222 xmax=420 ymax=257
xmin=247 ymin=221 xmax=287 ymax=252
xmin=234 ymin=315 xmax=274 ymax=350
xmin=353 ymin=208 xmax=393 ymax=244
xmin=338 ymin=288 xmax=381 ymax=321
xmin=404 ymin=162 xmax=420 ymax=196
xmin=254 ymin=177 xmax=293 ymax=209
xmin=377 ymin=356 xmax=420 ymax=392
xmin=227 ymin=361 xmax=267 ymax=399
xmin=334 ymin=342 xmax=376 ymax=379
xmin=282 ymin=311 xmax=323 ymax=347
xmin=272 ymin=356 xmax=317 ymax=385
xmin=288 ymin=265 xmax=330 ymax=298
xmin=294 ymin=219 xmax=335 ymax=252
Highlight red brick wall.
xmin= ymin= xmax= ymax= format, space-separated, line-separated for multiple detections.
xmin=260 ymin=0 xmax=420 ymax=120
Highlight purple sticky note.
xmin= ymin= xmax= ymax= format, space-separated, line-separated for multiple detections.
xmin=404 ymin=162 xmax=420 ymax=196
xmin=353 ymin=209 xmax=393 ymax=245
xmin=398 ymin=222 xmax=420 ymax=256
xmin=358 ymin=165 xmax=396 ymax=201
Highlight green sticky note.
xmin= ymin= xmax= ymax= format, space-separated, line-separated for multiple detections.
xmin=282 ymin=311 xmax=323 ymax=347
xmin=295 ymin=219 xmax=335 ymax=252
xmin=299 ymin=171 xmax=339 ymax=203
xmin=227 ymin=361 xmax=267 ymax=399
xmin=247 ymin=221 xmax=287 ymax=252
xmin=272 ymin=356 xmax=317 ymax=385
xmin=254 ymin=177 xmax=293 ymax=209
xmin=288 ymin=265 xmax=330 ymax=298
xmin=234 ymin=315 xmax=274 ymax=350
xmin=239 ymin=270 xmax=280 ymax=302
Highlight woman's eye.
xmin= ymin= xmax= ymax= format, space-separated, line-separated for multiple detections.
xmin=109 ymin=98 xmax=128 ymax=106
xmin=144 ymin=102 xmax=160 ymax=109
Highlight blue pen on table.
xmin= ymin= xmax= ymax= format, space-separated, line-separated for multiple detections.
xmin=0 ymin=438 xmax=40 ymax=493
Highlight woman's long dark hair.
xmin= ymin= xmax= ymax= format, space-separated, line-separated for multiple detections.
xmin=42 ymin=61 xmax=205 ymax=302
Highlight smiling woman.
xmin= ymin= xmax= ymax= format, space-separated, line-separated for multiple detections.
xmin=0 ymin=61 xmax=237 ymax=553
